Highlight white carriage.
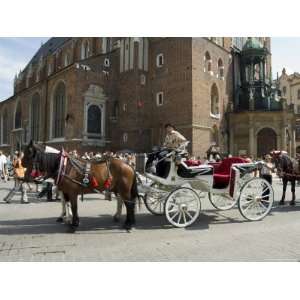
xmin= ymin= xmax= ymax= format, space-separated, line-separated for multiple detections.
xmin=136 ymin=142 xmax=274 ymax=228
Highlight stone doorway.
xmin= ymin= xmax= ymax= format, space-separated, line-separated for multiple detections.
xmin=257 ymin=128 xmax=277 ymax=158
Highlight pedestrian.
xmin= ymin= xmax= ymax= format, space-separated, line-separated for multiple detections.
xmin=38 ymin=178 xmax=54 ymax=201
xmin=0 ymin=151 xmax=8 ymax=182
xmin=4 ymin=151 xmax=29 ymax=204
xmin=82 ymin=152 xmax=90 ymax=160
xmin=259 ymin=154 xmax=274 ymax=200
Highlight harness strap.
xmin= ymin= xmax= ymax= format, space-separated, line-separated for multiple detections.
xmin=56 ymin=148 xmax=68 ymax=185
xmin=104 ymin=159 xmax=112 ymax=190
xmin=63 ymin=174 xmax=86 ymax=187
xmin=82 ymin=162 xmax=91 ymax=186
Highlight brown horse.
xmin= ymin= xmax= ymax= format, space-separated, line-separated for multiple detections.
xmin=271 ymin=150 xmax=297 ymax=206
xmin=22 ymin=141 xmax=138 ymax=232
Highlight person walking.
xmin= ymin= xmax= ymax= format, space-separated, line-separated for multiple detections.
xmin=0 ymin=151 xmax=8 ymax=182
xmin=259 ymin=154 xmax=274 ymax=201
xmin=4 ymin=152 xmax=29 ymax=204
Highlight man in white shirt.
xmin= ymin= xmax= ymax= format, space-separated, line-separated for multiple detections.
xmin=163 ymin=124 xmax=187 ymax=149
xmin=0 ymin=151 xmax=7 ymax=182
xmin=146 ymin=124 xmax=187 ymax=177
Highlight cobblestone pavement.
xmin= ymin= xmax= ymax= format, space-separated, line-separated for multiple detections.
xmin=0 ymin=178 xmax=300 ymax=261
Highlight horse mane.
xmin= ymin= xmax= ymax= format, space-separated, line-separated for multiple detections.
xmin=34 ymin=145 xmax=60 ymax=176
xmin=277 ymin=153 xmax=294 ymax=172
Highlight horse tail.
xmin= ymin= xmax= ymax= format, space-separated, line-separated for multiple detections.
xmin=130 ymin=171 xmax=141 ymax=209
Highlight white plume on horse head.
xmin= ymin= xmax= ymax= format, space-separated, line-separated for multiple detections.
xmin=45 ymin=146 xmax=60 ymax=154
xmin=270 ymin=150 xmax=288 ymax=157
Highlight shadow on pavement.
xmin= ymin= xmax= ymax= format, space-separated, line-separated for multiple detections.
xmin=0 ymin=208 xmax=251 ymax=236
xmin=271 ymin=202 xmax=300 ymax=213
xmin=1 ymin=200 xmax=300 ymax=236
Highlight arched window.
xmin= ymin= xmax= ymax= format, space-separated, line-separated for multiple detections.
xmin=2 ymin=108 xmax=9 ymax=145
xmin=48 ymin=62 xmax=53 ymax=76
xmin=87 ymin=104 xmax=102 ymax=139
xmin=31 ymin=93 xmax=40 ymax=141
xmin=64 ymin=53 xmax=70 ymax=67
xmin=204 ymin=51 xmax=212 ymax=73
xmin=123 ymin=132 xmax=128 ymax=143
xmin=15 ymin=101 xmax=22 ymax=129
xmin=218 ymin=58 xmax=224 ymax=79
xmin=254 ymin=63 xmax=260 ymax=81
xmin=52 ymin=82 xmax=66 ymax=138
xmin=112 ymin=102 xmax=118 ymax=119
xmin=81 ymin=40 xmax=90 ymax=60
xmin=211 ymin=83 xmax=219 ymax=116
xmin=282 ymin=86 xmax=287 ymax=96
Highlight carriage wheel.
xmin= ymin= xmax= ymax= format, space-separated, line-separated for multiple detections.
xmin=165 ymin=187 xmax=201 ymax=228
xmin=209 ymin=192 xmax=238 ymax=210
xmin=238 ymin=177 xmax=274 ymax=221
xmin=144 ymin=183 xmax=170 ymax=215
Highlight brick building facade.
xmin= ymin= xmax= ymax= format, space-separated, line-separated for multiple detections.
xmin=0 ymin=37 xmax=270 ymax=157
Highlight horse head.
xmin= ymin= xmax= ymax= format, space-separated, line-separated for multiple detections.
xmin=270 ymin=150 xmax=292 ymax=176
xmin=22 ymin=140 xmax=38 ymax=168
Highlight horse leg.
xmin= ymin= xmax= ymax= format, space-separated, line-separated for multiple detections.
xmin=63 ymin=193 xmax=73 ymax=224
xmin=123 ymin=200 xmax=135 ymax=231
xmin=122 ymin=189 xmax=136 ymax=231
xmin=113 ymin=194 xmax=123 ymax=222
xmin=123 ymin=174 xmax=138 ymax=230
xmin=70 ymin=194 xmax=79 ymax=229
xmin=56 ymin=190 xmax=66 ymax=222
xmin=290 ymin=179 xmax=296 ymax=206
xmin=279 ymin=178 xmax=287 ymax=205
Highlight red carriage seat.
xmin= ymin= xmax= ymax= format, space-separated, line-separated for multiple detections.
xmin=213 ymin=157 xmax=248 ymax=187
xmin=208 ymin=162 xmax=221 ymax=172
xmin=185 ymin=159 xmax=202 ymax=167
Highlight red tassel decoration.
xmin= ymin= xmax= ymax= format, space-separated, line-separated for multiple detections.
xmin=30 ymin=170 xmax=37 ymax=178
xmin=91 ymin=176 xmax=99 ymax=188
xmin=104 ymin=177 xmax=112 ymax=189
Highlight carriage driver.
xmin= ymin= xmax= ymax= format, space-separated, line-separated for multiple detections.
xmin=146 ymin=124 xmax=187 ymax=177
xmin=163 ymin=123 xmax=187 ymax=150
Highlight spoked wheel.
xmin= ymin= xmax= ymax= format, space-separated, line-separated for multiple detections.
xmin=144 ymin=183 xmax=170 ymax=215
xmin=209 ymin=192 xmax=237 ymax=210
xmin=165 ymin=187 xmax=201 ymax=228
xmin=238 ymin=177 xmax=274 ymax=221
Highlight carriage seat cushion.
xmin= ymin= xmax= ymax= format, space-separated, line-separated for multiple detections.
xmin=213 ymin=157 xmax=248 ymax=186
xmin=185 ymin=159 xmax=202 ymax=167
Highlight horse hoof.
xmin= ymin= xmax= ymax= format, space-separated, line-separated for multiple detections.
xmin=279 ymin=200 xmax=285 ymax=205
xmin=72 ymin=220 xmax=80 ymax=227
xmin=64 ymin=219 xmax=72 ymax=225
xmin=289 ymin=201 xmax=296 ymax=206
xmin=123 ymin=223 xmax=132 ymax=232
xmin=67 ymin=226 xmax=76 ymax=233
xmin=56 ymin=217 xmax=64 ymax=223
